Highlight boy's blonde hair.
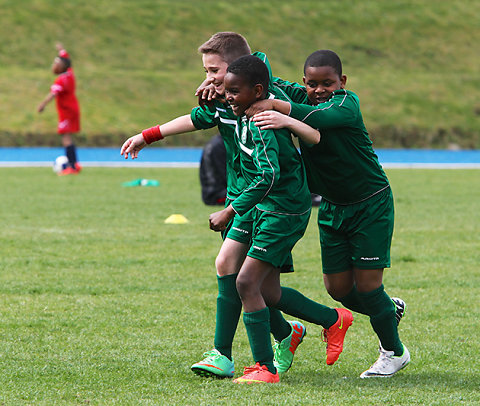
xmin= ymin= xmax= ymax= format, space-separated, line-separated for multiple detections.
xmin=198 ymin=32 xmax=251 ymax=64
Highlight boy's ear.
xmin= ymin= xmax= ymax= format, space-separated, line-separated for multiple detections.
xmin=340 ymin=74 xmax=347 ymax=89
xmin=302 ymin=76 xmax=306 ymax=85
xmin=254 ymin=84 xmax=264 ymax=99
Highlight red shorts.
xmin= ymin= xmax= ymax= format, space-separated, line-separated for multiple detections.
xmin=57 ymin=116 xmax=80 ymax=134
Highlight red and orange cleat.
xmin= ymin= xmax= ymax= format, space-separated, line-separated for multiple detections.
xmin=58 ymin=163 xmax=82 ymax=176
xmin=322 ymin=308 xmax=353 ymax=365
xmin=233 ymin=363 xmax=279 ymax=384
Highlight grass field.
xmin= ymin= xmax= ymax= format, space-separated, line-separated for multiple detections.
xmin=1 ymin=167 xmax=479 ymax=405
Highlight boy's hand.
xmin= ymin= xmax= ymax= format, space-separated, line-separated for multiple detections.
xmin=209 ymin=206 xmax=235 ymax=232
xmin=37 ymin=103 xmax=46 ymax=113
xmin=196 ymin=78 xmax=225 ymax=110
xmin=120 ymin=133 xmax=147 ymax=159
xmin=253 ymin=110 xmax=292 ymax=130
xmin=245 ymin=99 xmax=274 ymax=117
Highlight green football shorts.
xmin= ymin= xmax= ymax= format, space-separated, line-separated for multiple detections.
xmin=221 ymin=198 xmax=253 ymax=243
xmin=318 ymin=187 xmax=394 ymax=274
xmin=247 ymin=207 xmax=311 ymax=270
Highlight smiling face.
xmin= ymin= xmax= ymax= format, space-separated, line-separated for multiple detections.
xmin=202 ymin=53 xmax=229 ymax=96
xmin=224 ymin=72 xmax=263 ymax=116
xmin=303 ymin=65 xmax=347 ymax=105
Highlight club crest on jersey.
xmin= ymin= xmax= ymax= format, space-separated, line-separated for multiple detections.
xmin=241 ymin=125 xmax=248 ymax=144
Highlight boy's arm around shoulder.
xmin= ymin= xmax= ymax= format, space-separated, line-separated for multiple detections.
xmin=253 ymin=110 xmax=320 ymax=144
xmin=289 ymin=90 xmax=359 ymax=130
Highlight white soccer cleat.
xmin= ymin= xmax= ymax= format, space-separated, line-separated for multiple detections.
xmin=360 ymin=345 xmax=410 ymax=378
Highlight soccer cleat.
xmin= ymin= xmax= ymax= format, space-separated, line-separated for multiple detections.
xmin=391 ymin=297 xmax=406 ymax=326
xmin=322 ymin=308 xmax=353 ymax=365
xmin=360 ymin=344 xmax=410 ymax=378
xmin=74 ymin=163 xmax=82 ymax=173
xmin=233 ymin=363 xmax=279 ymax=384
xmin=191 ymin=349 xmax=234 ymax=378
xmin=273 ymin=320 xmax=306 ymax=374
xmin=58 ymin=166 xmax=79 ymax=176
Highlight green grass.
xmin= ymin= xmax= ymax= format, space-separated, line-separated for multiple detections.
xmin=0 ymin=167 xmax=479 ymax=404
xmin=0 ymin=0 xmax=479 ymax=147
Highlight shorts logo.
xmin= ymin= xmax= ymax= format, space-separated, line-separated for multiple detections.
xmin=232 ymin=227 xmax=249 ymax=235
xmin=252 ymin=245 xmax=267 ymax=252
xmin=361 ymin=257 xmax=380 ymax=261
xmin=59 ymin=119 xmax=70 ymax=129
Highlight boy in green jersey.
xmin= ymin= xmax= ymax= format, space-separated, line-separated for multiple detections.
xmin=250 ymin=50 xmax=410 ymax=378
xmin=210 ymin=55 xmax=353 ymax=384
xmin=121 ymin=32 xmax=312 ymax=379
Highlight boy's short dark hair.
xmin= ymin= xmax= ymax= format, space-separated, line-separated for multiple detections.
xmin=227 ymin=55 xmax=269 ymax=97
xmin=59 ymin=56 xmax=71 ymax=69
xmin=304 ymin=50 xmax=342 ymax=77
xmin=198 ymin=32 xmax=251 ymax=64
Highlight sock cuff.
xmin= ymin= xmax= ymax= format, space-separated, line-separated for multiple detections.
xmin=358 ymin=284 xmax=385 ymax=298
xmin=277 ymin=286 xmax=293 ymax=307
xmin=243 ymin=308 xmax=270 ymax=325
xmin=217 ymin=273 xmax=238 ymax=281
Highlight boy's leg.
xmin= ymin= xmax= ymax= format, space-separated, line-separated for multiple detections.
xmin=213 ymin=239 xmax=249 ymax=359
xmin=191 ymin=238 xmax=247 ymax=378
xmin=61 ymin=133 xmax=78 ymax=169
xmin=274 ymin=286 xmax=352 ymax=365
xmin=260 ymin=270 xmax=306 ymax=374
xmin=234 ymin=257 xmax=279 ymax=383
xmin=354 ymin=269 xmax=410 ymax=378
xmin=323 ymin=271 xmax=369 ymax=315
xmin=354 ymin=270 xmax=403 ymax=354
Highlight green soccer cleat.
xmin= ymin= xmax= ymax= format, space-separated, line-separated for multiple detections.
xmin=273 ymin=321 xmax=307 ymax=374
xmin=191 ymin=349 xmax=235 ymax=378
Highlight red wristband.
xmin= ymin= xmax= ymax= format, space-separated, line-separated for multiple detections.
xmin=141 ymin=125 xmax=164 ymax=144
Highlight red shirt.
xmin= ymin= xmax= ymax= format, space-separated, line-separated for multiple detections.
xmin=51 ymin=68 xmax=80 ymax=133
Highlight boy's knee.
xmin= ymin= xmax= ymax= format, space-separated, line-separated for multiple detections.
xmin=215 ymin=253 xmax=228 ymax=276
xmin=215 ymin=252 xmax=236 ymax=276
xmin=235 ymin=274 xmax=253 ymax=298
xmin=325 ymin=286 xmax=349 ymax=301
xmin=323 ymin=278 xmax=352 ymax=299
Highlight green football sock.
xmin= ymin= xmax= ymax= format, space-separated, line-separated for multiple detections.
xmin=243 ymin=308 xmax=275 ymax=374
xmin=269 ymin=307 xmax=291 ymax=342
xmin=276 ymin=286 xmax=338 ymax=329
xmin=339 ymin=286 xmax=369 ymax=315
xmin=358 ymin=285 xmax=403 ymax=355
xmin=214 ymin=274 xmax=242 ymax=360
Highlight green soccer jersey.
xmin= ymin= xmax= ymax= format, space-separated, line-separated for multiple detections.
xmin=191 ymin=99 xmax=245 ymax=199
xmin=190 ymin=52 xmax=301 ymax=200
xmin=230 ymin=115 xmax=311 ymax=217
xmin=191 ymin=51 xmax=277 ymax=200
xmin=288 ymin=89 xmax=390 ymax=205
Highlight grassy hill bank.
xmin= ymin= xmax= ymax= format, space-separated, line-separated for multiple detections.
xmin=0 ymin=0 xmax=479 ymax=148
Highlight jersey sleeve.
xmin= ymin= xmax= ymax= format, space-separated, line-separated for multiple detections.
xmin=50 ymin=76 xmax=65 ymax=94
xmin=289 ymin=90 xmax=359 ymax=129
xmin=272 ymin=77 xmax=308 ymax=104
xmin=231 ymin=124 xmax=280 ymax=216
xmin=190 ymin=104 xmax=219 ymax=130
